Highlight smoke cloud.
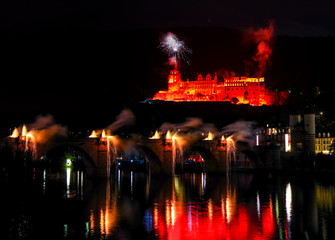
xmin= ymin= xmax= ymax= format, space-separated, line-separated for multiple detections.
xmin=166 ymin=57 xmax=177 ymax=68
xmin=221 ymin=121 xmax=256 ymax=147
xmin=159 ymin=117 xmax=203 ymax=133
xmin=159 ymin=117 xmax=218 ymax=149
xmin=28 ymin=114 xmax=67 ymax=144
xmin=106 ymin=109 xmax=136 ymax=133
xmin=246 ymin=21 xmax=275 ymax=77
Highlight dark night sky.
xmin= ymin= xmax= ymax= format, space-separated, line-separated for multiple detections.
xmin=1 ymin=0 xmax=335 ymax=134
xmin=2 ymin=0 xmax=335 ymax=36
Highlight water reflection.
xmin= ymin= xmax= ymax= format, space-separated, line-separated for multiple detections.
xmin=88 ymin=180 xmax=118 ymax=238
xmin=285 ymin=183 xmax=292 ymax=224
xmin=4 ymin=168 xmax=335 ymax=240
xmin=315 ymin=183 xmax=335 ymax=240
xmin=316 ymin=184 xmax=335 ymax=211
xmin=66 ymin=168 xmax=71 ymax=198
xmin=285 ymin=183 xmax=292 ymax=239
xmin=62 ymin=168 xmax=84 ymax=199
xmin=42 ymin=169 xmax=46 ymax=194
xmin=150 ymin=174 xmax=276 ymax=240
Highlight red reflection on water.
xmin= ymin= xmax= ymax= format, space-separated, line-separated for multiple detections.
xmin=153 ymin=197 xmax=276 ymax=240
xmin=89 ymin=181 xmax=118 ymax=238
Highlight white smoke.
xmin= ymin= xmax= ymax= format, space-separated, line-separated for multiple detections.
xmin=159 ymin=117 xmax=216 ymax=135
xmin=106 ymin=109 xmax=136 ymax=133
xmin=28 ymin=114 xmax=67 ymax=143
xmin=159 ymin=117 xmax=218 ymax=148
xmin=221 ymin=120 xmax=256 ymax=147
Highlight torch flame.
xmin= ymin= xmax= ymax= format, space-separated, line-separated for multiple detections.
xmin=204 ymin=132 xmax=214 ymax=140
xmin=10 ymin=128 xmax=19 ymax=138
xmin=166 ymin=130 xmax=172 ymax=140
xmin=101 ymin=130 xmax=106 ymax=138
xmin=150 ymin=130 xmax=160 ymax=139
xmin=89 ymin=130 xmax=98 ymax=138
xmin=22 ymin=125 xmax=27 ymax=137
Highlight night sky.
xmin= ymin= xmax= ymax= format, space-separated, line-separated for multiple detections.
xmin=3 ymin=0 xmax=335 ymax=36
xmin=1 ymin=0 xmax=335 ymax=133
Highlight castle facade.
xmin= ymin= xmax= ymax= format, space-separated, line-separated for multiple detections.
xmin=153 ymin=70 xmax=288 ymax=106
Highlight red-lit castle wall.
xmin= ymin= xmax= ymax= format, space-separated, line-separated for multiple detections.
xmin=153 ymin=70 xmax=288 ymax=106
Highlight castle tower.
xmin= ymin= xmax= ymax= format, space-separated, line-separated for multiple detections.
xmin=197 ymin=73 xmax=204 ymax=81
xmin=168 ymin=70 xmax=182 ymax=92
xmin=205 ymin=73 xmax=212 ymax=81
xmin=214 ymin=73 xmax=218 ymax=83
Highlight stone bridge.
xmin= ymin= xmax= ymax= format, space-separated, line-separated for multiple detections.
xmin=2 ymin=136 xmax=230 ymax=178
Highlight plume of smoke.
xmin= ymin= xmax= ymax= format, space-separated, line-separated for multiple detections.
xmin=159 ymin=117 xmax=203 ymax=133
xmin=160 ymin=117 xmax=218 ymax=149
xmin=106 ymin=109 xmax=136 ymax=133
xmin=166 ymin=57 xmax=177 ymax=67
xmin=28 ymin=114 xmax=67 ymax=144
xmin=246 ymin=21 xmax=274 ymax=77
xmin=221 ymin=121 xmax=256 ymax=147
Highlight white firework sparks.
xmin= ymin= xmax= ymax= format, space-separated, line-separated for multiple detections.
xmin=159 ymin=32 xmax=191 ymax=67
xmin=164 ymin=33 xmax=183 ymax=53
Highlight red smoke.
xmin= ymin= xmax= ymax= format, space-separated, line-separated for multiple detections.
xmin=249 ymin=21 xmax=274 ymax=77
xmin=167 ymin=57 xmax=178 ymax=69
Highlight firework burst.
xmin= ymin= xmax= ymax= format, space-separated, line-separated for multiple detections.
xmin=159 ymin=32 xmax=191 ymax=69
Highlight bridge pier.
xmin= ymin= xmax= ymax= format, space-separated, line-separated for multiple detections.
xmin=96 ymin=144 xmax=109 ymax=178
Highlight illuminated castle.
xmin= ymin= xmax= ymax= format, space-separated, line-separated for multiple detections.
xmin=153 ymin=70 xmax=289 ymax=106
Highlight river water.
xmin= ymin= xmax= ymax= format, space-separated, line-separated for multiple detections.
xmin=2 ymin=169 xmax=335 ymax=240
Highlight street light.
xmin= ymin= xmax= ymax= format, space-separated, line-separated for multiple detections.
xmin=66 ymin=159 xmax=72 ymax=168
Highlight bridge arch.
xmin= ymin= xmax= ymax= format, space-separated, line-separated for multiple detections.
xmin=119 ymin=144 xmax=164 ymax=175
xmin=185 ymin=146 xmax=220 ymax=173
xmin=42 ymin=144 xmax=98 ymax=178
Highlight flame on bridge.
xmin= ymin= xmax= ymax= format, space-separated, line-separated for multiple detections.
xmin=10 ymin=128 xmax=19 ymax=138
xmin=166 ymin=131 xmax=172 ymax=141
xmin=150 ymin=130 xmax=161 ymax=139
xmin=89 ymin=130 xmax=98 ymax=138
xmin=22 ymin=125 xmax=27 ymax=137
xmin=9 ymin=124 xmax=37 ymax=159
xmin=204 ymin=132 xmax=214 ymax=140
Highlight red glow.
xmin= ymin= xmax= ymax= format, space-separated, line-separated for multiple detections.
xmin=153 ymin=70 xmax=288 ymax=106
xmin=249 ymin=21 xmax=274 ymax=77
xmin=152 ymin=199 xmax=277 ymax=240
xmin=253 ymin=41 xmax=272 ymax=77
